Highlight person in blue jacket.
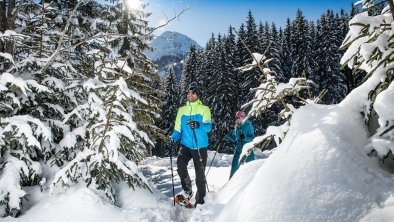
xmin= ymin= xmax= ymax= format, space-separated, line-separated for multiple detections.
xmin=170 ymin=85 xmax=212 ymax=206
xmin=226 ymin=111 xmax=255 ymax=179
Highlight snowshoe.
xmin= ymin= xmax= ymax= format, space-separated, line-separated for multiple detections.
xmin=174 ymin=194 xmax=195 ymax=208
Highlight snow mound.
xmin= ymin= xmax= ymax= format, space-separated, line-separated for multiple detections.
xmin=215 ymin=104 xmax=394 ymax=222
xmin=3 ymin=184 xmax=173 ymax=222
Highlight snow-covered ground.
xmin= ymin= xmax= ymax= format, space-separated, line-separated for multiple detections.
xmin=2 ymin=148 xmax=270 ymax=222
xmin=3 ymin=101 xmax=394 ymax=221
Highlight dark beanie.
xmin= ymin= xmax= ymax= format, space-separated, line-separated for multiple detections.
xmin=186 ymin=84 xmax=200 ymax=96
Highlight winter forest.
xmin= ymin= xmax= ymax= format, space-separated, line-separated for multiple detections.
xmin=158 ymin=7 xmax=362 ymax=156
xmin=1 ymin=0 xmax=394 ymax=221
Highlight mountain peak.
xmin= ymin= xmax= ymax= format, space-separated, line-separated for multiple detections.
xmin=145 ymin=31 xmax=202 ymax=61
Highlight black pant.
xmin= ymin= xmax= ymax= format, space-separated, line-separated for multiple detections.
xmin=177 ymin=145 xmax=207 ymax=204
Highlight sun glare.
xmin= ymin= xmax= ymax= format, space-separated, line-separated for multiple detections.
xmin=127 ymin=0 xmax=142 ymax=10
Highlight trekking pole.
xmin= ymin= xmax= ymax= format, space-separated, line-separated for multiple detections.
xmin=189 ymin=122 xmax=210 ymax=193
xmin=169 ymin=139 xmax=176 ymax=206
xmin=205 ymin=133 xmax=227 ymax=178
xmin=159 ymin=132 xmax=176 ymax=206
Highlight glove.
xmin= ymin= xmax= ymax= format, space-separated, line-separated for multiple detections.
xmin=239 ymin=131 xmax=245 ymax=140
xmin=187 ymin=120 xmax=200 ymax=129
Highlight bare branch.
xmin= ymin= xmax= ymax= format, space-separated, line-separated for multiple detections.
xmin=56 ymin=8 xmax=190 ymax=58
xmin=146 ymin=8 xmax=190 ymax=36
xmin=232 ymin=27 xmax=270 ymax=78
xmin=38 ymin=1 xmax=87 ymax=79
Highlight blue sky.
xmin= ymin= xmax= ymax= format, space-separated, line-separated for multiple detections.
xmin=144 ymin=0 xmax=354 ymax=46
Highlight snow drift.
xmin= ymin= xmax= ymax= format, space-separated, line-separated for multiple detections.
xmin=215 ymin=98 xmax=394 ymax=221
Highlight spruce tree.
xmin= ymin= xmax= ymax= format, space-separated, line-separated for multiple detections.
xmin=0 ymin=1 xmax=83 ymax=216
xmin=198 ymin=34 xmax=216 ymax=103
xmin=49 ymin=0 xmax=156 ymax=202
xmin=278 ymin=29 xmax=290 ymax=81
xmin=268 ymin=23 xmax=283 ymax=82
xmin=281 ymin=18 xmax=293 ymax=82
xmin=341 ymin=0 xmax=394 ymax=160
xmin=315 ymin=10 xmax=347 ymax=104
xmin=180 ymin=44 xmax=200 ymax=104
xmin=234 ymin=24 xmax=249 ymax=109
xmin=156 ymin=66 xmax=179 ymax=156
xmin=116 ymin=2 xmax=162 ymax=155
xmin=291 ymin=10 xmax=318 ymax=101
xmin=206 ymin=34 xmax=237 ymax=148
xmin=238 ymin=12 xmax=260 ymax=108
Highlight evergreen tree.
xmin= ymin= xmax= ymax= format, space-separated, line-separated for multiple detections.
xmin=268 ymin=23 xmax=283 ymax=82
xmin=281 ymin=18 xmax=293 ymax=82
xmin=238 ymin=12 xmax=260 ymax=108
xmin=315 ymin=10 xmax=347 ymax=104
xmin=341 ymin=0 xmax=394 ymax=160
xmin=234 ymin=24 xmax=249 ymax=109
xmin=245 ymin=11 xmax=259 ymax=52
xmin=180 ymin=44 xmax=200 ymax=104
xmin=118 ymin=2 xmax=162 ymax=156
xmin=278 ymin=29 xmax=292 ymax=82
xmin=0 ymin=1 xmax=86 ymax=216
xmin=257 ymin=21 xmax=270 ymax=54
xmin=291 ymin=9 xmax=318 ymax=101
xmin=338 ymin=8 xmax=365 ymax=92
xmin=220 ymin=27 xmax=240 ymax=152
xmin=156 ymin=66 xmax=179 ymax=156
xmin=200 ymin=34 xmax=217 ymax=103
xmin=207 ymin=34 xmax=237 ymax=149
xmin=49 ymin=0 xmax=156 ymax=202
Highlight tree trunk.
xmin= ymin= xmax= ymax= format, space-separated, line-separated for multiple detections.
xmin=0 ymin=0 xmax=18 ymax=72
xmin=388 ymin=0 xmax=394 ymax=20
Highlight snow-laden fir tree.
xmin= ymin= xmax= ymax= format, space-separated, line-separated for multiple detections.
xmin=114 ymin=1 xmax=163 ymax=155
xmin=280 ymin=18 xmax=293 ymax=82
xmin=49 ymin=0 xmax=157 ymax=203
xmin=199 ymin=34 xmax=217 ymax=100
xmin=257 ymin=21 xmax=270 ymax=56
xmin=180 ymin=44 xmax=200 ymax=104
xmin=315 ymin=10 xmax=347 ymax=104
xmin=219 ymin=27 xmax=241 ymax=152
xmin=291 ymin=9 xmax=318 ymax=81
xmin=267 ymin=23 xmax=283 ymax=82
xmin=0 ymin=0 xmax=85 ymax=216
xmin=156 ymin=66 xmax=179 ymax=156
xmin=340 ymin=0 xmax=394 ymax=161
xmin=0 ymin=72 xmax=52 ymax=217
xmin=206 ymin=34 xmax=238 ymax=148
xmin=241 ymin=11 xmax=261 ymax=106
xmin=233 ymin=24 xmax=249 ymax=109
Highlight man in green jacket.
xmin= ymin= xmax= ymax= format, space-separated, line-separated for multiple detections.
xmin=171 ymin=85 xmax=212 ymax=206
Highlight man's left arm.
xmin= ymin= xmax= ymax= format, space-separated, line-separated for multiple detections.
xmin=200 ymin=106 xmax=212 ymax=133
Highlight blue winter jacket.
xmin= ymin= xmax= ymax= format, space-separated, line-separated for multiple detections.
xmin=226 ymin=119 xmax=255 ymax=178
xmin=171 ymin=99 xmax=212 ymax=149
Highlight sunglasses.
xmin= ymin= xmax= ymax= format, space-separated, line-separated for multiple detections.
xmin=187 ymin=90 xmax=196 ymax=95
xmin=236 ymin=116 xmax=244 ymax=119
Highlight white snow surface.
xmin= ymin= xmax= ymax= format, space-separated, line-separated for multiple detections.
xmin=4 ymin=96 xmax=394 ymax=221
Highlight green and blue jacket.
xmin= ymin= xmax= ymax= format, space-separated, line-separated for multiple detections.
xmin=171 ymin=99 xmax=212 ymax=149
